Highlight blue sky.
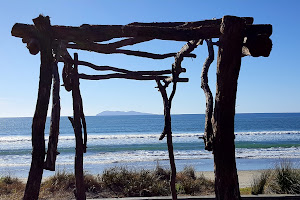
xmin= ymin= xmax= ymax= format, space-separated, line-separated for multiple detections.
xmin=0 ymin=0 xmax=299 ymax=117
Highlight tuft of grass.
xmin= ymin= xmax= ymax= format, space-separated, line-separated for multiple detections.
xmin=0 ymin=175 xmax=25 ymax=199
xmin=176 ymin=167 xmax=214 ymax=195
xmin=154 ymin=165 xmax=171 ymax=181
xmin=41 ymin=170 xmax=75 ymax=193
xmin=240 ymin=187 xmax=252 ymax=195
xmin=40 ymin=170 xmax=104 ymax=199
xmin=102 ymin=166 xmax=170 ymax=197
xmin=251 ymin=170 xmax=271 ymax=195
xmin=182 ymin=166 xmax=196 ymax=180
xmin=272 ymin=160 xmax=300 ymax=194
xmin=251 ymin=160 xmax=300 ymax=195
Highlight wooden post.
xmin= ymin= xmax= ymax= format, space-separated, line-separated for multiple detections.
xmin=212 ymin=16 xmax=246 ymax=200
xmin=70 ymin=53 xmax=86 ymax=200
xmin=156 ymin=80 xmax=177 ymax=200
xmin=44 ymin=60 xmax=61 ymax=171
xmin=23 ymin=15 xmax=54 ymax=200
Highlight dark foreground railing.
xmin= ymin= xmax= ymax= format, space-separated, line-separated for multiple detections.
xmin=89 ymin=195 xmax=300 ymax=200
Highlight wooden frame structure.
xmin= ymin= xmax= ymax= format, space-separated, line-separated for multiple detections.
xmin=11 ymin=15 xmax=272 ymax=200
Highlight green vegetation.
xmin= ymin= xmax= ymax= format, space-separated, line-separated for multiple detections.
xmin=0 ymin=166 xmax=215 ymax=199
xmin=251 ymin=160 xmax=300 ymax=195
xmin=102 ymin=165 xmax=214 ymax=197
xmin=0 ymin=175 xmax=25 ymax=199
xmin=240 ymin=187 xmax=252 ymax=195
xmin=6 ymin=161 xmax=300 ymax=200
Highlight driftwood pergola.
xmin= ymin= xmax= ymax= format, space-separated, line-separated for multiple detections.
xmin=11 ymin=15 xmax=272 ymax=200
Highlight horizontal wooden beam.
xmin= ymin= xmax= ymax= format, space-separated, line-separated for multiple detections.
xmin=128 ymin=17 xmax=254 ymax=28
xmin=11 ymin=17 xmax=271 ymax=42
xmin=78 ymin=73 xmax=188 ymax=82
xmin=76 ymin=60 xmax=180 ymax=75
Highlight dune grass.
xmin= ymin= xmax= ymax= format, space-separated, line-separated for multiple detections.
xmin=251 ymin=160 xmax=300 ymax=195
xmin=0 ymin=175 xmax=25 ymax=199
xmin=0 ymin=166 xmax=215 ymax=199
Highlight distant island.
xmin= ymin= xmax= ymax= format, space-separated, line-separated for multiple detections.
xmin=96 ymin=111 xmax=155 ymax=116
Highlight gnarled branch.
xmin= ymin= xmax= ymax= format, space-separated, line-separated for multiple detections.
xmin=201 ymin=39 xmax=214 ymax=151
xmin=67 ymin=42 xmax=196 ymax=59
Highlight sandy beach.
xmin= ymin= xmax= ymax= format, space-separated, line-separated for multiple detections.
xmin=198 ymin=170 xmax=265 ymax=188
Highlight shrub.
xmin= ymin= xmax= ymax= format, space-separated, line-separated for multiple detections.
xmin=251 ymin=160 xmax=300 ymax=194
xmin=0 ymin=175 xmax=25 ymax=199
xmin=272 ymin=160 xmax=300 ymax=194
xmin=102 ymin=167 xmax=170 ymax=197
xmin=177 ymin=171 xmax=214 ymax=195
xmin=154 ymin=165 xmax=171 ymax=181
xmin=41 ymin=170 xmax=76 ymax=193
xmin=182 ymin=166 xmax=196 ymax=180
xmin=251 ymin=170 xmax=271 ymax=195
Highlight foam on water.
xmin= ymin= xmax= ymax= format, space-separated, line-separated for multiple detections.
xmin=1 ymin=114 xmax=300 ymax=177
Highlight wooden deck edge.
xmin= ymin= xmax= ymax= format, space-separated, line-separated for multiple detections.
xmin=88 ymin=194 xmax=300 ymax=200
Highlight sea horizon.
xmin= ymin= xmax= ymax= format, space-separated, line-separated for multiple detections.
xmin=1 ymin=111 xmax=300 ymax=119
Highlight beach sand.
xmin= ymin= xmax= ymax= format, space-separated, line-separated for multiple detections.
xmin=197 ymin=170 xmax=265 ymax=188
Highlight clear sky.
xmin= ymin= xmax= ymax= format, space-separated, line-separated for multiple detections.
xmin=0 ymin=0 xmax=299 ymax=117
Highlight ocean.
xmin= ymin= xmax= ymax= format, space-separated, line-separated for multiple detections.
xmin=0 ymin=113 xmax=300 ymax=178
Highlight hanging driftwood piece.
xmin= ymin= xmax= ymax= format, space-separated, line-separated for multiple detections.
xmin=201 ymin=39 xmax=214 ymax=151
xmin=23 ymin=15 xmax=54 ymax=200
xmin=68 ymin=53 xmax=86 ymax=200
xmin=44 ymin=58 xmax=61 ymax=171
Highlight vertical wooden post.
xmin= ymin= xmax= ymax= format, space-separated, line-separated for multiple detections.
xmin=44 ymin=60 xmax=61 ymax=171
xmin=156 ymin=80 xmax=177 ymax=200
xmin=212 ymin=16 xmax=246 ymax=200
xmin=23 ymin=15 xmax=54 ymax=200
xmin=70 ymin=53 xmax=86 ymax=200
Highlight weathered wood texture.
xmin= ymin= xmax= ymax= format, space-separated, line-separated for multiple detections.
xmin=23 ymin=15 xmax=54 ymax=200
xmin=11 ymin=18 xmax=271 ymax=43
xmin=243 ymin=35 xmax=272 ymax=57
xmin=128 ymin=17 xmax=254 ymax=27
xmin=70 ymin=53 xmax=86 ymax=200
xmin=156 ymin=80 xmax=177 ymax=200
xmin=44 ymin=61 xmax=61 ymax=171
xmin=78 ymin=73 xmax=188 ymax=82
xmin=212 ymin=16 xmax=246 ymax=200
xmin=155 ymin=39 xmax=202 ymax=200
xmin=77 ymin=60 xmax=177 ymax=74
xmin=201 ymin=39 xmax=214 ymax=151
xmin=67 ymin=42 xmax=196 ymax=59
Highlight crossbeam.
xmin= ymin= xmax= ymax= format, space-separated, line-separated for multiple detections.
xmin=11 ymin=18 xmax=271 ymax=42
